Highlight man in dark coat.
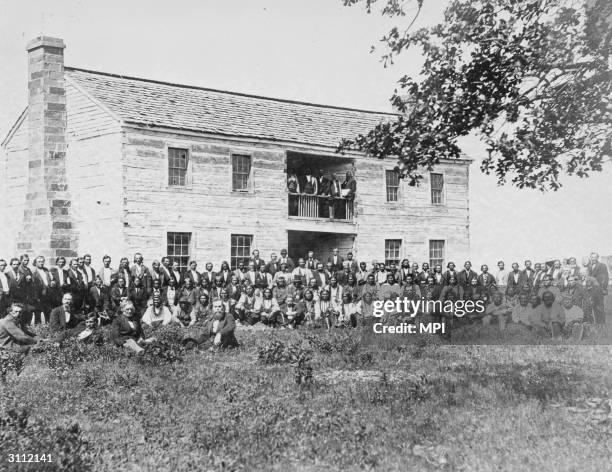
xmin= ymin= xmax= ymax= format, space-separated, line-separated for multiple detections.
xmin=49 ymin=293 xmax=84 ymax=332
xmin=587 ymin=253 xmax=609 ymax=296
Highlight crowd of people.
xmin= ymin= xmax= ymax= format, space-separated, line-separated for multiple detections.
xmin=0 ymin=249 xmax=608 ymax=354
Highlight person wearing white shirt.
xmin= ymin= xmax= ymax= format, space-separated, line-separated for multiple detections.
xmin=99 ymin=255 xmax=116 ymax=287
xmin=0 ymin=259 xmax=10 ymax=315
xmin=494 ymin=261 xmax=509 ymax=291
xmin=336 ymin=293 xmax=360 ymax=328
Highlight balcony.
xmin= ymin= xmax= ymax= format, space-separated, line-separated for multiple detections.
xmin=288 ymin=193 xmax=354 ymax=222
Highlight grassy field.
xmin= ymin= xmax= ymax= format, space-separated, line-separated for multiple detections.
xmin=1 ymin=315 xmax=611 ymax=472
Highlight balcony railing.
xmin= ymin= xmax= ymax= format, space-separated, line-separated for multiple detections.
xmin=288 ymin=193 xmax=354 ymax=222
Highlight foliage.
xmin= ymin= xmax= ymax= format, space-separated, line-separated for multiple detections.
xmin=0 ymin=408 xmax=92 ymax=472
xmin=0 ymin=326 xmax=610 ymax=471
xmin=257 ymin=338 xmax=313 ymax=365
xmin=0 ymin=350 xmax=26 ymax=383
xmin=136 ymin=340 xmax=185 ymax=367
xmin=340 ymin=0 xmax=612 ymax=190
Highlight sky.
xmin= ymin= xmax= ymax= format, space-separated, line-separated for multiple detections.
xmin=1 ymin=0 xmax=611 ymax=265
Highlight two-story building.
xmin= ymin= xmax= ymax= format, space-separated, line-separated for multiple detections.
xmin=0 ymin=36 xmax=470 ymax=270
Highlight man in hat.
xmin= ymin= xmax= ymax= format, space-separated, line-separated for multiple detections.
xmin=292 ymin=258 xmax=312 ymax=286
xmin=287 ymin=275 xmax=305 ymax=302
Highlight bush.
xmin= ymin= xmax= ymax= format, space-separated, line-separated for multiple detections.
xmin=0 ymin=408 xmax=92 ymax=472
xmin=136 ymin=340 xmax=185 ymax=367
xmin=0 ymin=350 xmax=26 ymax=383
xmin=257 ymin=338 xmax=312 ymax=365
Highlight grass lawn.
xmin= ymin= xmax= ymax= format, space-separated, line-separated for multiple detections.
xmin=1 ymin=315 xmax=611 ymax=472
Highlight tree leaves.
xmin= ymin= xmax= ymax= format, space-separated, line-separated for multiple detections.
xmin=341 ymin=0 xmax=612 ymax=191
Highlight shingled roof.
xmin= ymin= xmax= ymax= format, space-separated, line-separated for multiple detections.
xmin=65 ymin=67 xmax=395 ymax=148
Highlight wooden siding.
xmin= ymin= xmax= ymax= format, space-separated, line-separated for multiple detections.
xmin=0 ymin=116 xmax=29 ymax=255
xmin=121 ymin=129 xmax=289 ymax=267
xmin=65 ymin=132 xmax=124 ymax=263
xmin=355 ymin=157 xmax=470 ymax=266
xmin=120 ymin=126 xmax=470 ymax=269
xmin=65 ymin=80 xmax=121 ymax=140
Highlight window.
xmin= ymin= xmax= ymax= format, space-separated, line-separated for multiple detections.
xmin=232 ymin=154 xmax=251 ymax=191
xmin=167 ymin=232 xmax=191 ymax=271
xmin=429 ymin=240 xmax=445 ymax=268
xmin=430 ymin=173 xmax=444 ymax=204
xmin=385 ymin=239 xmax=402 ymax=267
xmin=231 ymin=234 xmax=253 ymax=269
xmin=168 ymin=147 xmax=189 ymax=186
xmin=385 ymin=170 xmax=399 ymax=202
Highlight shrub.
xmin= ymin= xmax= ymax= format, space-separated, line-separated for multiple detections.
xmin=0 ymin=350 xmax=26 ymax=383
xmin=0 ymin=408 xmax=92 ymax=472
xmin=136 ymin=340 xmax=185 ymax=367
xmin=257 ymin=339 xmax=312 ymax=365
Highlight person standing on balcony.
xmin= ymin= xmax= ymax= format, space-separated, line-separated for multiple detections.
xmin=318 ymin=169 xmax=331 ymax=218
xmin=287 ymin=171 xmax=300 ymax=216
xmin=287 ymin=171 xmax=300 ymax=193
xmin=341 ymin=171 xmax=357 ymax=200
xmin=329 ymin=173 xmax=343 ymax=219
xmin=302 ymin=168 xmax=318 ymax=195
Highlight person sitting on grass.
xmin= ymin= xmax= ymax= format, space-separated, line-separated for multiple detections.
xmin=256 ymin=288 xmax=281 ymax=327
xmin=315 ymin=289 xmax=338 ymax=330
xmin=336 ymin=292 xmax=359 ymax=328
xmin=0 ymin=302 xmax=39 ymax=353
xmin=482 ymin=291 xmax=512 ymax=329
xmin=280 ymin=295 xmax=303 ymax=329
xmin=72 ymin=312 xmax=104 ymax=345
xmin=236 ymin=284 xmax=261 ymax=325
xmin=110 ymin=300 xmax=156 ymax=354
xmin=511 ymin=293 xmax=531 ymax=326
xmin=193 ymin=293 xmax=211 ymax=326
xmin=561 ymin=296 xmax=585 ymax=339
xmin=358 ymin=291 xmax=375 ymax=326
xmin=175 ymin=296 xmax=196 ymax=327
xmin=141 ymin=294 xmax=179 ymax=328
xmin=529 ymin=291 xmax=565 ymax=340
xmin=199 ymin=299 xmax=238 ymax=348
xmin=49 ymin=293 xmax=84 ymax=332
xmin=302 ymin=290 xmax=317 ymax=328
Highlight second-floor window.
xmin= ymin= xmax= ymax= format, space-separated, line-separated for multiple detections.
xmin=168 ymin=147 xmax=189 ymax=186
xmin=385 ymin=170 xmax=399 ymax=202
xmin=232 ymin=154 xmax=251 ymax=191
xmin=431 ymin=173 xmax=444 ymax=204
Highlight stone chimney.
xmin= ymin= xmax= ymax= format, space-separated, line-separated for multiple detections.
xmin=20 ymin=36 xmax=76 ymax=262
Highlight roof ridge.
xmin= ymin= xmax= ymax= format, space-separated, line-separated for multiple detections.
xmin=64 ymin=66 xmax=397 ymax=117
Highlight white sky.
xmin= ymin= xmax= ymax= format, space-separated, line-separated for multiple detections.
xmin=1 ymin=0 xmax=610 ymax=265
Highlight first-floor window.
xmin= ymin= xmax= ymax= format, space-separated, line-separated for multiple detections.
xmin=167 ymin=232 xmax=191 ymax=271
xmin=429 ymin=240 xmax=445 ymax=268
xmin=231 ymin=234 xmax=253 ymax=269
xmin=385 ymin=239 xmax=402 ymax=267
